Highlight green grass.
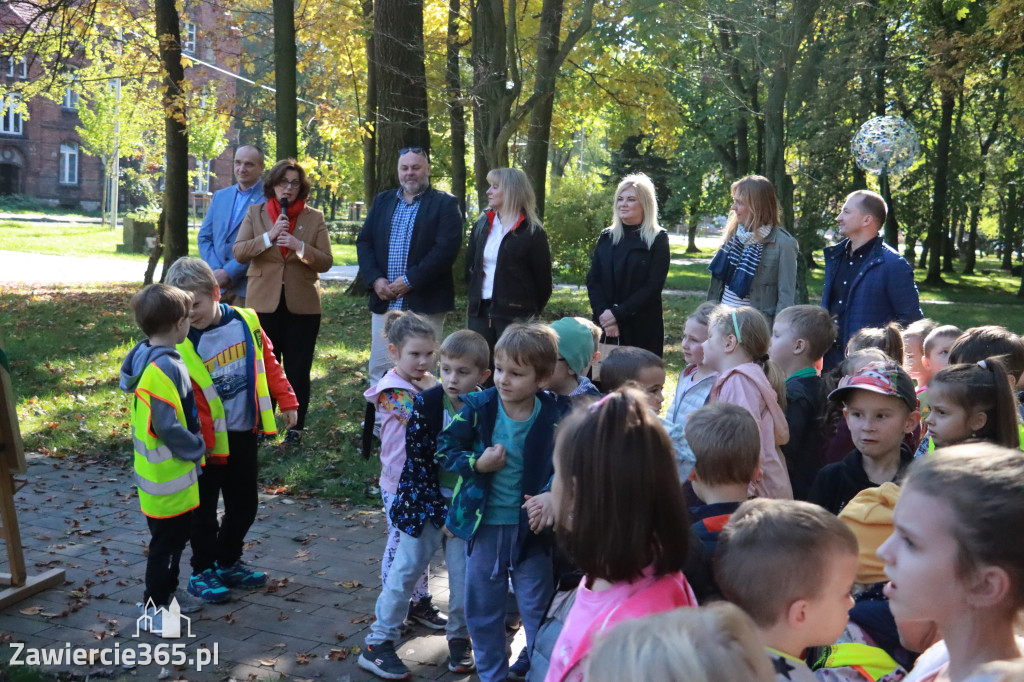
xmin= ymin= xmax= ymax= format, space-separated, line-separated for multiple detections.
xmin=0 ymin=220 xmax=358 ymax=266
xmin=3 ymin=237 xmax=1023 ymax=503
xmin=0 ymin=220 xmax=200 ymax=261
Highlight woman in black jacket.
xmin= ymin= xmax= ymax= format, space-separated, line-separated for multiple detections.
xmin=586 ymin=173 xmax=671 ymax=356
xmin=466 ymin=167 xmax=553 ymax=366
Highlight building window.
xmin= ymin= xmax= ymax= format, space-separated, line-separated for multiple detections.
xmin=0 ymin=95 xmax=23 ymax=135
xmin=6 ymin=56 xmax=27 ymax=79
xmin=63 ymin=76 xmax=79 ymax=110
xmin=60 ymin=143 xmax=78 ymax=184
xmin=181 ymin=21 xmax=196 ymax=55
xmin=194 ymin=159 xmax=212 ymax=193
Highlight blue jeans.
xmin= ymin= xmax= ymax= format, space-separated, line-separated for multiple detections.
xmin=366 ymin=522 xmax=469 ymax=645
xmin=466 ymin=524 xmax=553 ymax=682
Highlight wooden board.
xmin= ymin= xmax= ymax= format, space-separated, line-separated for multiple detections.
xmin=0 ymin=334 xmax=25 ymax=474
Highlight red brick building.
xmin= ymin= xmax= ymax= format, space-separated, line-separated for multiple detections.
xmin=0 ymin=2 xmax=242 ymax=210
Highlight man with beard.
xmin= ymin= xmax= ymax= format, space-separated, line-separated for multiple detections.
xmin=356 ymin=147 xmax=463 ymax=386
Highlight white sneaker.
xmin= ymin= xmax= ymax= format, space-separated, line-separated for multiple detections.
xmin=136 ymin=603 xmax=163 ymax=633
xmin=172 ymin=590 xmax=204 ymax=614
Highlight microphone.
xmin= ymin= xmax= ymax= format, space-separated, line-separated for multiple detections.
xmin=279 ymin=196 xmax=289 ymax=213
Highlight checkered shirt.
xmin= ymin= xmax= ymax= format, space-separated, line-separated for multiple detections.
xmin=386 ymin=188 xmax=423 ymax=310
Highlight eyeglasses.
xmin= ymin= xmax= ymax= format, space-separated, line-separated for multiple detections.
xmin=276 ymin=179 xmax=301 ymax=188
xmin=399 ymin=146 xmax=429 ymax=160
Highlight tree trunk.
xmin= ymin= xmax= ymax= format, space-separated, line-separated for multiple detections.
xmin=880 ymin=174 xmax=900 ymax=249
xmin=445 ymin=0 xmax=466 ymax=217
xmin=549 ymin=141 xmax=573 ymax=193
xmin=942 ymin=217 xmax=955 ymax=273
xmin=273 ymin=0 xmax=298 ymax=160
xmin=763 ymin=0 xmax=820 ymax=232
xmin=521 ymin=21 xmax=558 ymax=215
xmin=904 ymin=236 xmax=916 ymax=265
xmin=155 ymin=0 xmax=189 ymax=272
xmin=374 ymin=0 xmax=429 ymax=193
xmin=1001 ymin=184 xmax=1016 ymax=270
xmin=686 ymin=200 xmax=701 ymax=253
xmin=472 ymin=0 xmax=594 ymax=209
xmin=964 ymin=200 xmax=980 ymax=274
xmin=966 ymin=61 xmax=1008 ymax=275
xmin=924 ymin=85 xmax=955 ymax=285
xmin=522 ymin=0 xmax=565 ymax=218
xmin=471 ymin=0 xmax=512 ymax=207
xmin=362 ymin=0 xmax=377 ymax=203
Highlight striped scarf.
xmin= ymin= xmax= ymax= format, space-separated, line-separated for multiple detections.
xmin=708 ymin=226 xmax=771 ymax=299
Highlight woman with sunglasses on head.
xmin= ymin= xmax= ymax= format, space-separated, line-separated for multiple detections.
xmin=234 ymin=158 xmax=334 ymax=445
xmin=466 ymin=167 xmax=552 ymax=370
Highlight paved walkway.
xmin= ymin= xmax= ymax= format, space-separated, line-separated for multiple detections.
xmin=1 ymin=452 xmax=494 ymax=680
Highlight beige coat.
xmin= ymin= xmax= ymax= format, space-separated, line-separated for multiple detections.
xmin=233 ymin=203 xmax=334 ymax=314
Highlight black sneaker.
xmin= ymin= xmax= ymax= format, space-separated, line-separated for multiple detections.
xmin=357 ymin=641 xmax=411 ymax=680
xmin=507 ymin=647 xmax=530 ymax=680
xmin=284 ymin=429 xmax=302 ymax=446
xmin=447 ymin=638 xmax=475 ymax=673
xmin=407 ymin=596 xmax=448 ymax=630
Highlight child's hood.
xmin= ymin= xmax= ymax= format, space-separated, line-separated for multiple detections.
xmin=119 ymin=341 xmax=181 ymax=393
xmin=718 ymin=364 xmax=790 ymax=442
xmin=364 ymin=368 xmax=419 ymax=403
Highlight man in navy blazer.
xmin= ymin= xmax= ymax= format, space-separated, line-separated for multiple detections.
xmin=356 ymin=147 xmax=463 ymax=384
xmin=822 ymin=190 xmax=923 ymax=370
xmin=198 ymin=145 xmax=266 ymax=305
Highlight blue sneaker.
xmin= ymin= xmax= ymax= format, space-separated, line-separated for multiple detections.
xmin=215 ymin=560 xmax=268 ymax=588
xmin=508 ymin=648 xmax=530 ymax=680
xmin=187 ymin=568 xmax=231 ymax=603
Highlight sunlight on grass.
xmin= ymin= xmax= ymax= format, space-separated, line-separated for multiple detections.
xmin=0 ymin=220 xmax=202 ymax=261
xmin=3 ymin=262 xmax=1021 ymax=504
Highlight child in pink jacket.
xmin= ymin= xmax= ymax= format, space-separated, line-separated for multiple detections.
xmin=363 ymin=310 xmax=445 ymax=626
xmin=703 ymin=306 xmax=792 ymax=499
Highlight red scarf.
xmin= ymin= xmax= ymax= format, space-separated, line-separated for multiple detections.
xmin=267 ymin=197 xmax=306 ymax=257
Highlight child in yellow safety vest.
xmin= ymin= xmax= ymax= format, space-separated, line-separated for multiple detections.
xmin=166 ymin=258 xmax=298 ymax=605
xmin=120 ymin=283 xmax=207 ymax=630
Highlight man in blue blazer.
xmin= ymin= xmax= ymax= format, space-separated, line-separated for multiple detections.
xmin=356 ymin=147 xmax=463 ymax=385
xmin=822 ymin=190 xmax=923 ymax=370
xmin=198 ymin=145 xmax=266 ymax=305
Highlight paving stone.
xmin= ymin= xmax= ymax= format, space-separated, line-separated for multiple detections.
xmin=2 ymin=455 xmax=469 ymax=680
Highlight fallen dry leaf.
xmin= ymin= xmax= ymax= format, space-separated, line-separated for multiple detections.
xmin=19 ymin=606 xmax=41 ymax=616
xmin=295 ymin=653 xmax=310 ymax=665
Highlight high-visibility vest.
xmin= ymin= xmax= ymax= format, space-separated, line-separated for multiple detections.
xmin=177 ymin=307 xmax=277 ymax=456
xmin=810 ymin=642 xmax=901 ymax=682
xmin=131 ymin=362 xmax=201 ymax=518
xmin=178 ymin=345 xmax=229 ymax=461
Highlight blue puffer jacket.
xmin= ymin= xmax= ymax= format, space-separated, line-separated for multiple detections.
xmin=822 ymin=238 xmax=923 ymax=370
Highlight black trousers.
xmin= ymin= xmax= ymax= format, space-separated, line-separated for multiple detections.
xmin=467 ymin=301 xmax=514 ymax=385
xmin=190 ymin=430 xmax=258 ymax=573
xmin=146 ymin=511 xmax=192 ymax=606
xmin=259 ymin=287 xmax=322 ymax=430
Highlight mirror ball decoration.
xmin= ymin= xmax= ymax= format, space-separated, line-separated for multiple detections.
xmin=851 ymin=116 xmax=920 ymax=176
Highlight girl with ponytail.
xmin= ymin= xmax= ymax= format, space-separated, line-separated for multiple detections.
xmin=924 ymin=359 xmax=1021 ymax=450
xmin=702 ymin=305 xmax=792 ymax=499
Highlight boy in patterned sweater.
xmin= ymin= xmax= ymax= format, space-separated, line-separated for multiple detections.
xmin=359 ymin=330 xmax=491 ymax=680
